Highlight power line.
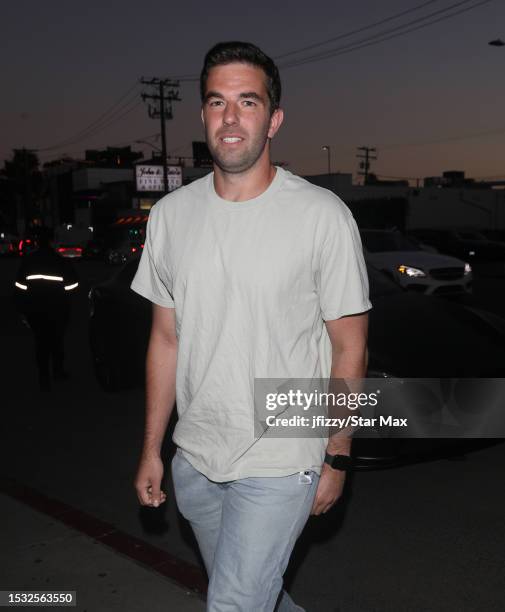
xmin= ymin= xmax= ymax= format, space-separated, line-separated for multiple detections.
xmin=275 ymin=0 xmax=442 ymax=60
xmin=36 ymin=132 xmax=161 ymax=162
xmin=37 ymin=98 xmax=143 ymax=155
xmin=171 ymin=1 xmax=442 ymax=79
xmin=38 ymin=93 xmax=141 ymax=152
xmin=169 ymin=0 xmax=492 ymax=80
xmin=36 ymin=82 xmax=141 ymax=152
xmin=280 ymin=0 xmax=493 ymax=69
xmin=375 ymin=173 xmax=423 ymax=180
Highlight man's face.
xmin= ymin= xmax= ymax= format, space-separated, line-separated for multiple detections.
xmin=201 ymin=62 xmax=283 ymax=174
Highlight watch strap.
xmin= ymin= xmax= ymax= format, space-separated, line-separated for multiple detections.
xmin=324 ymin=453 xmax=353 ymax=471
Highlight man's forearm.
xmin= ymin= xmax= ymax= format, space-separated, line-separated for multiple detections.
xmin=142 ymin=334 xmax=177 ymax=456
xmin=326 ymin=348 xmax=368 ymax=455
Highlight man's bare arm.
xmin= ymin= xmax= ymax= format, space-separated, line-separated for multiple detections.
xmin=134 ymin=304 xmax=178 ymax=507
xmin=326 ymin=311 xmax=369 ymax=455
xmin=311 ymin=312 xmax=368 ymax=515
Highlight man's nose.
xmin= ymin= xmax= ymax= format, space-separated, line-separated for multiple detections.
xmin=223 ymin=103 xmax=239 ymax=126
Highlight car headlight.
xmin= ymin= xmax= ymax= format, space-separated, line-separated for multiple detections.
xmin=464 ymin=262 xmax=472 ymax=275
xmin=397 ymin=264 xmax=426 ymax=277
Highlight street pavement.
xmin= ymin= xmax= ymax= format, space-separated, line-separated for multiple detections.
xmin=1 ymin=257 xmax=505 ymax=612
xmin=1 ymin=493 xmax=205 ymax=611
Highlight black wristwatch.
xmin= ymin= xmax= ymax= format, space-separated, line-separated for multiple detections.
xmin=324 ymin=453 xmax=353 ymax=471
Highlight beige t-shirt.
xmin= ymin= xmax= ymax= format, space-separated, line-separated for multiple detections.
xmin=131 ymin=166 xmax=372 ymax=481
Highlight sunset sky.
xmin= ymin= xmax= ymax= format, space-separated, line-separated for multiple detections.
xmin=2 ymin=0 xmax=505 ymax=182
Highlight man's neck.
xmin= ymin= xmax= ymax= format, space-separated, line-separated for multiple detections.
xmin=213 ymin=158 xmax=277 ymax=202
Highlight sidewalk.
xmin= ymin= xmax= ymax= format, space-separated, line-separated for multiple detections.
xmin=1 ymin=491 xmax=206 ymax=611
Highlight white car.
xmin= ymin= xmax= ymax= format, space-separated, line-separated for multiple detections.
xmin=360 ymin=230 xmax=472 ymax=296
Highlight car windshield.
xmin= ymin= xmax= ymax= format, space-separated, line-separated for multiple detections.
xmin=361 ymin=231 xmax=421 ymax=253
xmin=456 ymin=231 xmax=487 ymax=241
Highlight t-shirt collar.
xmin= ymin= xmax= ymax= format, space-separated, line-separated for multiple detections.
xmin=208 ymin=166 xmax=286 ymax=210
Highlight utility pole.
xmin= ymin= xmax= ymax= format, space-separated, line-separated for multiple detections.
xmin=356 ymin=146 xmax=377 ymax=185
xmin=140 ymin=78 xmax=181 ymax=194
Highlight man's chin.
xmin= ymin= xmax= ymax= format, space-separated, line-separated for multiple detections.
xmin=213 ymin=154 xmax=255 ymax=174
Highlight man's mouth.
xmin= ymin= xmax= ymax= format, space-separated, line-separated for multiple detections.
xmin=220 ymin=136 xmax=244 ymax=144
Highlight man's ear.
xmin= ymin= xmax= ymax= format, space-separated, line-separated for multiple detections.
xmin=268 ymin=108 xmax=284 ymax=139
xmin=200 ymin=107 xmax=205 ymax=127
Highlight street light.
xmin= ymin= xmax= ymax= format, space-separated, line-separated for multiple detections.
xmin=322 ymin=145 xmax=331 ymax=175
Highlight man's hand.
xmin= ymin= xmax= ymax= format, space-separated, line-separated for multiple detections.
xmin=311 ymin=464 xmax=346 ymax=515
xmin=134 ymin=453 xmax=167 ymax=507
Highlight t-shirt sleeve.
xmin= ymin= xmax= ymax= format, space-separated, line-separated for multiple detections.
xmin=317 ymin=205 xmax=372 ymax=321
xmin=130 ymin=205 xmax=175 ymax=308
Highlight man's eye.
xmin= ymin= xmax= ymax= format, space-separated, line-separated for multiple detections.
xmin=242 ymin=100 xmax=256 ymax=107
xmin=209 ymin=100 xmax=223 ymax=107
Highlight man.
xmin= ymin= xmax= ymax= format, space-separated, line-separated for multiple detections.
xmin=14 ymin=229 xmax=78 ymax=391
xmin=132 ymin=41 xmax=371 ymax=611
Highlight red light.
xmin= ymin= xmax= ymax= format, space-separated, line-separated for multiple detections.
xmin=76 ymin=247 xmax=82 ymax=252
xmin=26 ymin=239 xmax=32 ymax=244
xmin=131 ymin=247 xmax=137 ymax=253
xmin=140 ymin=243 xmax=144 ymax=249
xmin=18 ymin=240 xmax=23 ymax=251
xmin=57 ymin=248 xmax=65 ymax=252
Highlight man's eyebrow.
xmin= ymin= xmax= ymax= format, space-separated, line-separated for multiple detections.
xmin=204 ymin=91 xmax=224 ymax=102
xmin=203 ymin=91 xmax=266 ymax=103
xmin=239 ymin=92 xmax=264 ymax=102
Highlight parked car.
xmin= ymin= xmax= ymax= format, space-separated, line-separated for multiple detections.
xmin=89 ymin=260 xmax=150 ymax=391
xmin=89 ymin=259 xmax=505 ymax=467
xmin=17 ymin=237 xmax=38 ymax=257
xmin=481 ymin=229 xmax=505 ymax=244
xmin=408 ymin=228 xmax=505 ymax=263
xmin=0 ymin=232 xmax=18 ymax=256
xmin=55 ymin=244 xmax=83 ymax=259
xmin=360 ymin=229 xmax=472 ymax=296
xmin=82 ymin=239 xmax=106 ymax=260
xmin=104 ymin=239 xmax=143 ymax=265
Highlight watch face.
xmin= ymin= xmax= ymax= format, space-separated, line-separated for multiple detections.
xmin=326 ymin=454 xmax=353 ymax=470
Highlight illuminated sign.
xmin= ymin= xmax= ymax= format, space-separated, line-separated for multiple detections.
xmin=136 ymin=165 xmax=182 ymax=192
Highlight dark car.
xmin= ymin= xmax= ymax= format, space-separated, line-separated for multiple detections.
xmin=409 ymin=228 xmax=505 ymax=263
xmin=88 ymin=261 xmax=151 ymax=391
xmin=82 ymin=239 xmax=106 ymax=260
xmin=481 ymin=229 xmax=505 ymax=244
xmin=0 ymin=232 xmax=19 ymax=257
xmin=89 ymin=259 xmax=505 ymax=466
xmin=18 ymin=237 xmax=38 ymax=257
xmin=55 ymin=244 xmax=83 ymax=259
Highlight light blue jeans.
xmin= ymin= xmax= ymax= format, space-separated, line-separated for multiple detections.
xmin=171 ymin=450 xmax=319 ymax=612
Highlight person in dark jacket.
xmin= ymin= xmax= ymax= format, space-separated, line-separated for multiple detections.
xmin=14 ymin=230 xmax=78 ymax=391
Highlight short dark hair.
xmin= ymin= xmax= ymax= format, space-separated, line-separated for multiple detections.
xmin=200 ymin=41 xmax=281 ymax=113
